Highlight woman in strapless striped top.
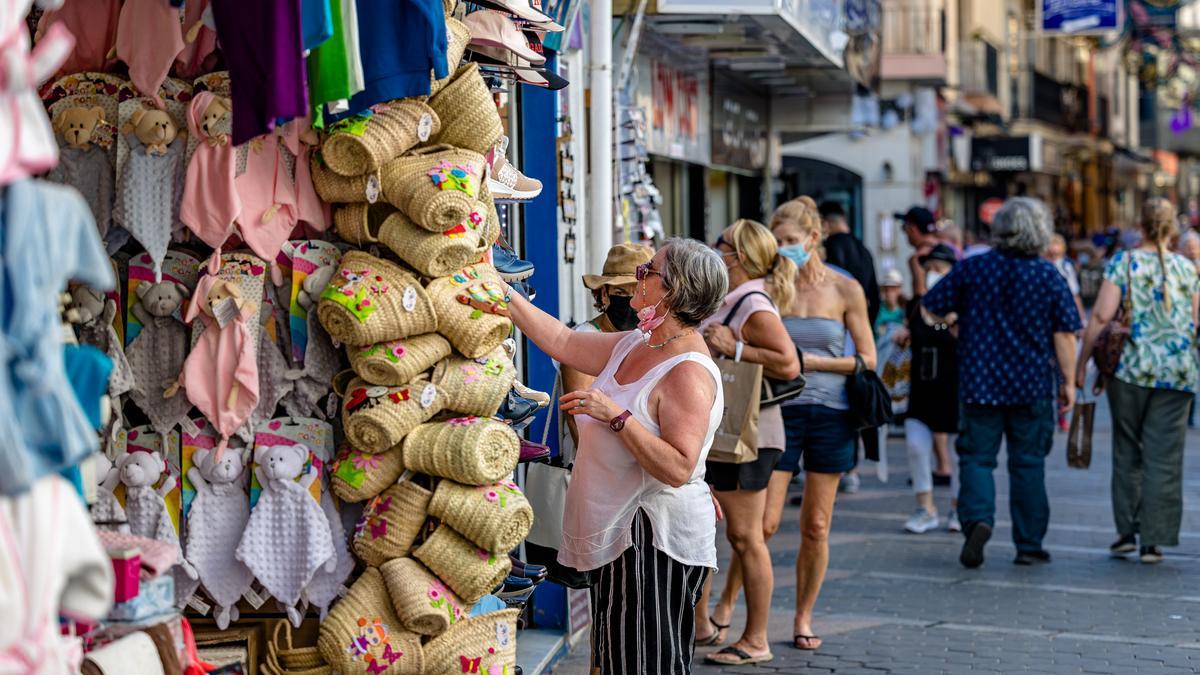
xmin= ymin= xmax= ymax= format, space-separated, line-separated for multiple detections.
xmin=768 ymin=196 xmax=877 ymax=652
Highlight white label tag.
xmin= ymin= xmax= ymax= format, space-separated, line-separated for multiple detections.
xmin=419 ymin=383 xmax=437 ymax=409
xmin=496 ymin=621 xmax=511 ymax=647
xmin=213 ymin=297 xmax=240 ymax=328
xmin=243 ymin=587 xmax=268 ymax=609
xmin=417 ymin=113 xmax=433 ymax=142
xmin=365 ymin=386 xmax=388 ymax=399
xmin=365 ymin=174 xmax=380 ymax=203
xmin=402 ymin=286 xmax=417 ymax=312
xmin=325 ymin=393 xmax=339 ymax=420
xmin=186 ymin=594 xmax=212 ymax=615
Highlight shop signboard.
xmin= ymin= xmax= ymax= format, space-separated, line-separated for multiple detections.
xmin=1038 ymin=0 xmax=1122 ymax=35
xmin=711 ymin=73 xmax=769 ymax=171
xmin=969 ymin=135 xmax=1044 ymax=173
xmin=633 ymin=54 xmax=711 ymax=164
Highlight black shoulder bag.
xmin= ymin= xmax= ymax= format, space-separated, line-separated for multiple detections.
xmin=722 ymin=291 xmax=807 ymax=406
xmin=847 ymin=354 xmax=894 ymax=430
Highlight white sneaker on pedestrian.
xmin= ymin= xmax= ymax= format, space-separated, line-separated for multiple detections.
xmin=946 ymin=510 xmax=962 ymax=533
xmin=839 ymin=473 xmax=860 ymax=494
xmin=905 ymin=508 xmax=939 ymax=534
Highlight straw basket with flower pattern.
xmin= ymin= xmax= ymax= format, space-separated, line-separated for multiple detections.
xmin=380 ymin=557 xmax=469 ymax=637
xmin=423 ymin=609 xmax=519 ymax=675
xmin=401 ymin=417 xmax=519 ymax=486
xmin=414 ymin=526 xmax=512 ymax=603
xmin=376 ymin=208 xmax=483 ymax=278
xmin=352 ymin=479 xmax=433 ymax=566
xmin=317 ymin=251 xmax=437 ymax=347
xmin=380 ymin=145 xmax=486 ymax=232
xmin=428 ymin=478 xmax=533 ymax=553
xmin=330 ymin=443 xmax=405 ymax=503
xmin=322 ymin=99 xmax=440 ymax=177
xmin=431 ymin=348 xmax=515 ymax=417
xmin=428 ymin=63 xmax=503 ymax=155
xmin=317 ymin=567 xmax=424 ymax=675
xmin=341 ymin=377 xmax=446 ymax=454
xmin=427 ymin=263 xmax=512 ymax=358
xmin=348 ymin=333 xmax=452 ymax=387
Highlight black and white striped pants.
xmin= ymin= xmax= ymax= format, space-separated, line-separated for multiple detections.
xmin=589 ymin=511 xmax=710 ymax=674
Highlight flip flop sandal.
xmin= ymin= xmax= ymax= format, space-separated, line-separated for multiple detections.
xmin=704 ymin=646 xmax=774 ymax=666
xmin=793 ymin=634 xmax=822 ymax=650
xmin=695 ymin=617 xmax=729 ymax=647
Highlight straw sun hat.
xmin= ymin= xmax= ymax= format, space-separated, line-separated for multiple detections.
xmin=582 ymin=242 xmax=655 ymax=290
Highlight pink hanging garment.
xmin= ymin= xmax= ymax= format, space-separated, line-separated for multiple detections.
xmin=181 ymin=92 xmax=241 ymax=272
xmin=37 ymin=0 xmax=120 ymax=77
xmin=0 ymin=9 xmax=73 ymax=185
xmin=235 ymin=133 xmax=297 ymax=286
xmin=281 ymin=118 xmax=328 ymax=234
xmin=180 ymin=274 xmax=260 ymax=461
xmin=174 ymin=0 xmax=219 ymax=79
xmin=113 ymin=0 xmax=185 ymax=104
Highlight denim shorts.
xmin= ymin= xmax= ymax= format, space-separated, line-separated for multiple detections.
xmin=778 ymin=404 xmax=857 ymax=475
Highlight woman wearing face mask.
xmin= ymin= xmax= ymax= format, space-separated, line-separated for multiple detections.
xmin=693 ymin=219 xmax=801 ymax=666
xmin=563 ymin=244 xmax=655 ymax=445
xmin=769 ymin=196 xmax=877 ymax=652
xmin=502 ymin=239 xmax=729 ymax=674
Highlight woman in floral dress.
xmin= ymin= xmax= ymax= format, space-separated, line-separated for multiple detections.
xmin=1077 ymin=198 xmax=1200 ymax=564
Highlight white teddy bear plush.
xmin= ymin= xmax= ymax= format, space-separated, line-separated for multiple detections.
xmin=236 ymin=444 xmax=335 ymax=627
xmin=186 ymin=446 xmax=254 ymax=629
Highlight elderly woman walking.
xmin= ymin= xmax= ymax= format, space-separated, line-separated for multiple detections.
xmin=1077 ymin=198 xmax=1200 ymax=564
xmin=504 ymin=238 xmax=728 ymax=674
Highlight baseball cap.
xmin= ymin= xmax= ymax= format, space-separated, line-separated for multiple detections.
xmin=880 ymin=269 xmax=903 ymax=287
xmin=894 ymin=206 xmax=936 ymax=232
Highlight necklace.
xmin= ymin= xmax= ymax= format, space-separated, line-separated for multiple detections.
xmin=646 ymin=329 xmax=693 ymax=350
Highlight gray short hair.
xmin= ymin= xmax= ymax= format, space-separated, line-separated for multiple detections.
xmin=660 ymin=238 xmax=728 ymax=326
xmin=991 ymin=197 xmax=1053 ymax=256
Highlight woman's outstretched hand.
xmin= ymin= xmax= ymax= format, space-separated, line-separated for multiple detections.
xmin=560 ymin=389 xmax=622 ymax=423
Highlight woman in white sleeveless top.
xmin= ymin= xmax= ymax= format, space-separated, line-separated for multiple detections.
xmin=504 ymin=238 xmax=728 ymax=674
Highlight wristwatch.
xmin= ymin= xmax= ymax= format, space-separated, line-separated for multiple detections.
xmin=609 ymin=410 xmax=632 ymax=432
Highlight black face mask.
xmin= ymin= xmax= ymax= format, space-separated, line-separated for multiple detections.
xmin=605 ymin=294 xmax=638 ymax=331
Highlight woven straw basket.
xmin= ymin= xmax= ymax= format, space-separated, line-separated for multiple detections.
xmin=414 ymin=526 xmax=512 ymax=603
xmin=348 ymin=333 xmax=452 ymax=386
xmin=333 ymin=202 xmax=394 ymax=245
xmin=431 ymin=349 xmax=516 ymax=417
xmin=428 ymin=63 xmax=503 ymax=155
xmin=311 ymin=154 xmax=377 ymax=204
xmin=352 ymin=479 xmax=433 ymax=566
xmin=263 ymin=644 xmax=331 ymax=675
xmin=322 ymin=100 xmax=440 ymax=177
xmin=377 ymin=208 xmax=483 ymax=278
xmin=428 ymin=479 xmax=533 ymax=553
xmin=423 ymin=609 xmax=519 ymax=674
xmin=401 ymin=417 xmax=520 ymax=486
xmin=331 ymin=443 xmax=405 ymax=503
xmin=477 ymin=182 xmax=501 ymax=249
xmin=427 ymin=263 xmax=512 ymax=358
xmin=271 ymin=620 xmax=329 ymax=672
xmin=380 ymin=145 xmax=486 ymax=232
xmin=318 ymin=567 xmax=424 ymax=675
xmin=431 ymin=18 xmax=471 ymax=96
xmin=342 ymin=377 xmax=446 ymax=454
xmin=380 ymin=557 xmax=469 ymax=637
xmin=317 ymin=251 xmax=437 ymax=347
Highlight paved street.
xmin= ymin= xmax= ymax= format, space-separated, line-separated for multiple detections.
xmin=552 ymin=402 xmax=1200 ymax=674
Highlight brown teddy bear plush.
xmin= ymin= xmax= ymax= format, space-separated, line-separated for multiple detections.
xmin=123 ymin=107 xmax=184 ymax=156
xmin=199 ymin=96 xmax=233 ymax=142
xmin=53 ymin=106 xmax=106 ymax=149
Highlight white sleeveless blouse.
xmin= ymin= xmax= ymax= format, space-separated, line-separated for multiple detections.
xmin=559 ymin=332 xmax=723 ymax=572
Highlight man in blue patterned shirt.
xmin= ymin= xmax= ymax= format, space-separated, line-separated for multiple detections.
xmin=923 ymin=197 xmax=1081 ymax=569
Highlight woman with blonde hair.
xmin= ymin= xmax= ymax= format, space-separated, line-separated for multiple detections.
xmin=693 ymin=219 xmax=800 ymax=665
xmin=1077 ymin=197 xmax=1200 ymax=564
xmin=772 ymin=196 xmax=876 ymax=650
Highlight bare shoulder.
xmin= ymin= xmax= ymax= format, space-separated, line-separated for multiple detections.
xmin=657 ymin=359 xmax=718 ymax=402
xmin=833 ymin=273 xmax=867 ymax=303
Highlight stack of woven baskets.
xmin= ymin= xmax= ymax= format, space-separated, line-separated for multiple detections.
xmin=306 ymin=15 xmax=535 ymax=675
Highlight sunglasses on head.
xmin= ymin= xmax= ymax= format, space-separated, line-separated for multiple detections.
xmin=635 ymin=262 xmax=661 ymax=281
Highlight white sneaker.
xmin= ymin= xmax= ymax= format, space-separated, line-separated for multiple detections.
xmin=946 ymin=510 xmax=962 ymax=533
xmin=839 ymin=473 xmax=860 ymax=494
xmin=487 ymin=136 xmax=543 ymax=201
xmin=905 ymin=508 xmax=939 ymax=534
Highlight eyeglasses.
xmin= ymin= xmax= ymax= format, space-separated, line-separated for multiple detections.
xmin=635 ymin=262 xmax=661 ymax=281
xmin=713 ymin=235 xmax=738 ymax=257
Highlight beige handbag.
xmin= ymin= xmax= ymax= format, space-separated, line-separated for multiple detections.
xmin=707 ymin=355 xmax=762 ymax=464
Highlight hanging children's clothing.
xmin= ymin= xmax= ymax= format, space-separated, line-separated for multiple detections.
xmin=208 ymin=0 xmax=310 ymax=145
xmin=235 ymin=132 xmax=298 ymax=283
xmin=37 ymin=0 xmax=121 ymax=77
xmin=174 ymin=0 xmax=219 ymax=78
xmin=0 ymin=7 xmax=74 ymax=185
xmin=0 ymin=180 xmax=114 ymax=496
xmin=113 ymin=0 xmax=186 ymax=102
xmin=337 ymin=0 xmax=448 ymax=117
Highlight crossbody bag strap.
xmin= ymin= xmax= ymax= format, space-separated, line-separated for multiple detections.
xmin=721 ymin=290 xmax=775 ymax=333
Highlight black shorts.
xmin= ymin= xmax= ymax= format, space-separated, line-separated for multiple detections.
xmin=704 ymin=448 xmax=783 ymax=492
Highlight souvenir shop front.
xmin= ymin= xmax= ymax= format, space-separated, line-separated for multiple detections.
xmin=1 ymin=0 xmax=578 ymax=672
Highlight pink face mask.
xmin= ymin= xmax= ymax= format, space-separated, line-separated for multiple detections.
xmin=637 ymin=299 xmax=666 ymax=334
